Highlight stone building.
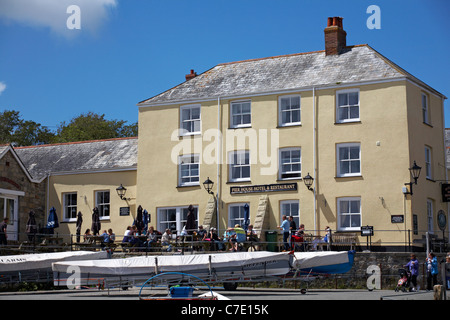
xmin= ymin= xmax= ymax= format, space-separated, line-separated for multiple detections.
xmin=0 ymin=145 xmax=46 ymax=242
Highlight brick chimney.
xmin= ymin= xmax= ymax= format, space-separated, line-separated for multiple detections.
xmin=324 ymin=17 xmax=347 ymax=56
xmin=185 ymin=69 xmax=197 ymax=81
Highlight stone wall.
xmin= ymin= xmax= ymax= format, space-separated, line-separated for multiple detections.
xmin=320 ymin=252 xmax=448 ymax=289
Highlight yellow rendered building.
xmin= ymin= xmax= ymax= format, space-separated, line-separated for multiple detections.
xmin=136 ymin=17 xmax=448 ymax=251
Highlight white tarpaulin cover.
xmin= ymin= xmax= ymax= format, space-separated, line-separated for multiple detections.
xmin=0 ymin=251 xmax=108 ymax=272
xmin=292 ymin=251 xmax=350 ymax=269
xmin=52 ymin=251 xmax=290 ymax=276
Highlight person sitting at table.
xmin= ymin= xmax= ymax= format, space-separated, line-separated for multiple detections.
xmin=292 ymin=224 xmax=305 ymax=251
xmin=100 ymin=229 xmax=109 ymax=242
xmin=232 ymin=224 xmax=246 ymax=252
xmin=161 ymin=228 xmax=173 ymax=252
xmin=247 ymin=224 xmax=259 ymax=242
xmin=84 ymin=229 xmax=92 ymax=243
xmin=107 ymin=229 xmax=115 ymax=243
xmin=129 ymin=225 xmax=144 ymax=249
xmin=207 ymin=227 xmax=222 ymax=251
xmin=195 ymin=225 xmax=207 ymax=251
xmin=223 ymin=227 xmax=235 ymax=251
xmin=122 ymin=226 xmax=132 ymax=243
xmin=145 ymin=226 xmax=160 ymax=249
xmin=99 ymin=230 xmax=109 ymax=248
xmin=197 ymin=225 xmax=207 ymax=241
xmin=312 ymin=226 xmax=330 ymax=250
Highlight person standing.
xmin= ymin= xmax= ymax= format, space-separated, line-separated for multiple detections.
xmin=425 ymin=252 xmax=438 ymax=291
xmin=288 ymin=216 xmax=297 ymax=250
xmin=278 ymin=215 xmax=290 ymax=251
xmin=0 ymin=218 xmax=8 ymax=246
xmin=405 ymin=254 xmax=420 ymax=292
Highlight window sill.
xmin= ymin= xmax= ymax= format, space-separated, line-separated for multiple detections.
xmin=334 ymin=121 xmax=362 ymax=125
xmin=226 ymin=180 xmax=251 ymax=184
xmin=277 ymin=178 xmax=302 ymax=182
xmin=335 ymin=175 xmax=363 ymax=180
xmin=176 ymin=184 xmax=201 ymax=189
xmin=62 ymin=219 xmax=77 ymax=224
xmin=277 ymin=123 xmax=302 ymax=128
xmin=228 ymin=125 xmax=252 ymax=130
xmin=178 ymin=132 xmax=202 ymax=139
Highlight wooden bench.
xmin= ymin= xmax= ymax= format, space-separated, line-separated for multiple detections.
xmin=331 ymin=232 xmax=357 ymax=250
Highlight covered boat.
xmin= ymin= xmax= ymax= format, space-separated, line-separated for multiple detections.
xmin=52 ymin=251 xmax=291 ymax=287
xmin=0 ymin=251 xmax=109 ymax=284
xmin=292 ymin=250 xmax=355 ymax=275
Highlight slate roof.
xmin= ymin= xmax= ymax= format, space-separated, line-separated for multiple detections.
xmin=14 ymin=137 xmax=138 ymax=181
xmin=138 ymin=44 xmax=445 ymax=106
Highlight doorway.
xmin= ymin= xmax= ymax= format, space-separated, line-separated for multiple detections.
xmin=0 ymin=195 xmax=18 ymax=242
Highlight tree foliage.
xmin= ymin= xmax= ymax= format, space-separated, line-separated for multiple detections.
xmin=0 ymin=110 xmax=55 ymax=146
xmin=0 ymin=110 xmax=138 ymax=146
xmin=55 ymin=112 xmax=138 ymax=143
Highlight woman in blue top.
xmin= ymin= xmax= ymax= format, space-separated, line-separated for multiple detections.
xmin=426 ymin=252 xmax=438 ymax=290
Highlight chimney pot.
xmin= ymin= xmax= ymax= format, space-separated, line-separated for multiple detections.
xmin=327 ymin=17 xmax=333 ymax=27
xmin=185 ymin=69 xmax=197 ymax=81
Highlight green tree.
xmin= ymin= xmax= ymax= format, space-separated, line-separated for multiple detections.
xmin=0 ymin=110 xmax=55 ymax=146
xmin=55 ymin=112 xmax=138 ymax=143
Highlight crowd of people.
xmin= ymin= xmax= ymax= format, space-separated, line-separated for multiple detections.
xmin=80 ymin=223 xmax=263 ymax=253
xmin=277 ymin=214 xmax=331 ymax=252
xmin=80 ymin=217 xmax=334 ymax=254
xmin=404 ymin=252 xmax=450 ymax=292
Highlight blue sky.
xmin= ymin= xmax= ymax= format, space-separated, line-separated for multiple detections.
xmin=0 ymin=0 xmax=449 ymax=130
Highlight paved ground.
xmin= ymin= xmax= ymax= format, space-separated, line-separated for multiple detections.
xmin=0 ymin=286 xmax=442 ymax=300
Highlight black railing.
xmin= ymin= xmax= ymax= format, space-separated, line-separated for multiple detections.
xmin=0 ymin=228 xmax=448 ymax=256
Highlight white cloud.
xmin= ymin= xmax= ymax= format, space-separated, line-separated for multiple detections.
xmin=0 ymin=0 xmax=117 ymax=37
xmin=0 ymin=82 xmax=6 ymax=96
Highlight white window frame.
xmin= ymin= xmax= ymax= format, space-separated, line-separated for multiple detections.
xmin=157 ymin=206 xmax=198 ymax=234
xmin=279 ymin=147 xmax=301 ymax=180
xmin=228 ymin=203 xmax=249 ymax=227
xmin=336 ymin=89 xmax=360 ymax=123
xmin=230 ymin=100 xmax=251 ymax=128
xmin=180 ymin=104 xmax=201 ymax=136
xmin=280 ymin=200 xmax=300 ymax=228
xmin=0 ymin=195 xmax=18 ymax=241
xmin=229 ymin=150 xmax=251 ymax=182
xmin=425 ymin=146 xmax=432 ymax=180
xmin=422 ymin=93 xmax=429 ymax=124
xmin=427 ymin=199 xmax=434 ymax=234
xmin=336 ymin=143 xmax=361 ymax=177
xmin=279 ymin=95 xmax=301 ymax=127
xmin=63 ymin=192 xmax=77 ymax=222
xmin=337 ymin=197 xmax=361 ymax=231
xmin=95 ymin=190 xmax=110 ymax=220
xmin=178 ymin=154 xmax=200 ymax=186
